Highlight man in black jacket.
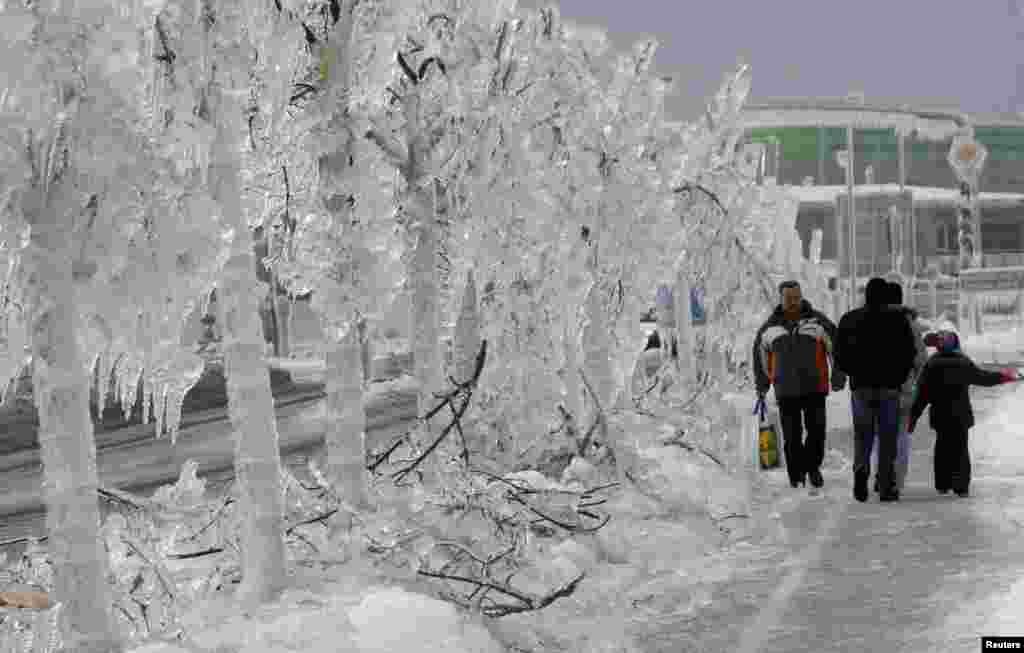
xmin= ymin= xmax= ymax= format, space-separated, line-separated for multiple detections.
xmin=834 ymin=277 xmax=917 ymax=502
xmin=753 ymin=280 xmax=845 ymax=490
xmin=908 ymin=331 xmax=1021 ymax=497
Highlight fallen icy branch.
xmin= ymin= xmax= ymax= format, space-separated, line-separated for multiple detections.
xmin=369 ymin=340 xmax=487 ymax=479
xmin=577 ymin=369 xmax=606 ymax=458
xmin=285 ymin=509 xmax=338 ymax=535
xmin=164 ymin=547 xmax=225 ymax=561
xmin=660 ymin=430 xmax=725 ymax=468
xmin=0 ymin=536 xmax=48 ymax=549
xmin=417 ymin=567 xmax=585 ymax=618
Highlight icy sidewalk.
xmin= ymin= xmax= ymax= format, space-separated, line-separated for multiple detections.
xmin=639 ymin=384 xmax=1024 ymax=653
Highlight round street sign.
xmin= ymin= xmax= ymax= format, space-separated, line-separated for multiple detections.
xmin=957 ymin=142 xmax=978 ymax=163
xmin=947 ymin=133 xmax=988 ymax=184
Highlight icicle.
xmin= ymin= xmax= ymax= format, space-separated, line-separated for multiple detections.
xmin=96 ymin=349 xmax=111 ymax=416
xmin=166 ymin=384 xmax=190 ymax=445
xmin=140 ymin=374 xmax=152 ymax=425
xmin=287 ymin=291 xmax=297 ymax=355
xmin=199 ymin=287 xmax=213 ymax=318
xmin=155 ymin=384 xmax=166 ymax=438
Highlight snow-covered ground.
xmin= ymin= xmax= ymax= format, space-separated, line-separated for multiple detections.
xmin=4 ymin=336 xmax=1020 ymax=653
xmin=111 ymin=376 xmax=1024 ymax=653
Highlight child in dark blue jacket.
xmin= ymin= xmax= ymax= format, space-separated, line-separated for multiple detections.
xmin=908 ymin=331 xmax=1022 ymax=497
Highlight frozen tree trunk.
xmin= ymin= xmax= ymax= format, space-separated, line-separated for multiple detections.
xmin=207 ymin=0 xmax=286 ymax=605
xmin=314 ymin=0 xmax=372 ymax=508
xmin=562 ymin=244 xmax=584 ymax=424
xmin=324 ymin=325 xmax=368 ymax=508
xmin=581 ymin=284 xmax=614 ymax=437
xmin=408 ymin=190 xmax=443 ymax=416
xmin=22 ymin=185 xmax=122 ymax=652
xmin=271 ymin=285 xmax=290 ymax=357
xmin=217 ymin=252 xmax=288 ymax=605
xmin=451 ymin=269 xmax=480 ymax=385
xmin=563 ymin=311 xmax=582 ymax=421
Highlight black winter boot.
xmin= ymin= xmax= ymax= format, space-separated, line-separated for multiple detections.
xmin=880 ymin=489 xmax=900 ymax=502
xmin=854 ymin=470 xmax=868 ymax=502
xmin=808 ymin=469 xmax=824 ymax=489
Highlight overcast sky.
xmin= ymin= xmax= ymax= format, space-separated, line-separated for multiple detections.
xmin=520 ymin=0 xmax=1024 ymax=120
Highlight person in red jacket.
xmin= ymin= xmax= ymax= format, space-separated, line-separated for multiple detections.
xmin=752 ymin=280 xmax=845 ymax=490
xmin=908 ymin=331 xmax=1022 ymax=497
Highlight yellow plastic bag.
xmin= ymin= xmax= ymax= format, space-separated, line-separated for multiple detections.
xmin=754 ymin=397 xmax=781 ymax=470
xmin=759 ymin=422 xmax=781 ymax=469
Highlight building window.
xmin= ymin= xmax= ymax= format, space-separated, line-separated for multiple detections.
xmin=935 ymin=221 xmax=957 ymax=252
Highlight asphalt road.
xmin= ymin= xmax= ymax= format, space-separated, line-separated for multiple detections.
xmin=0 ymin=364 xmax=419 ymax=544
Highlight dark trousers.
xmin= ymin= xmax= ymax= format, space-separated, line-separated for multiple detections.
xmin=851 ymin=388 xmax=901 ymax=494
xmin=934 ymin=426 xmax=971 ymax=493
xmin=776 ymin=393 xmax=827 ymax=485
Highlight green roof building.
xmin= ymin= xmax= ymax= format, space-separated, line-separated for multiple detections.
xmin=739 ymin=98 xmax=1024 ymax=278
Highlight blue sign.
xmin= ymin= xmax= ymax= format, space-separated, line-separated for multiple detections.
xmin=690 ymin=286 xmax=706 ymax=325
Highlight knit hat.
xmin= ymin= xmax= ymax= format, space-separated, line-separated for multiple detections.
xmin=936 ymin=330 xmax=960 ymax=354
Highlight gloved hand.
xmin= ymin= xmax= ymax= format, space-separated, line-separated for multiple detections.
xmin=999 ymin=367 xmax=1022 ymax=383
xmin=831 ymin=372 xmax=847 ymax=392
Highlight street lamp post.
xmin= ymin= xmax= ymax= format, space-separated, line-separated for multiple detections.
xmin=835 ymin=132 xmax=858 ymax=308
xmin=947 ymin=127 xmax=988 ymax=333
xmin=888 ymin=205 xmax=903 ymax=275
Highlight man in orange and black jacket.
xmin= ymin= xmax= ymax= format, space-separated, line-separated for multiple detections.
xmin=753 ymin=280 xmax=846 ymax=490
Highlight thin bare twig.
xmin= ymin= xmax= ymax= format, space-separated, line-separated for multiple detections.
xmin=285 ymin=509 xmax=339 ymax=535
xmin=576 ymin=368 xmax=605 ymax=457
xmin=165 ymin=547 xmax=225 ymax=560
xmin=382 ymin=341 xmax=487 ymax=482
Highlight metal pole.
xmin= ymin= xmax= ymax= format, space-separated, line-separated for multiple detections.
xmin=872 ymin=199 xmax=878 ymax=276
xmin=818 ymin=126 xmax=826 ymax=184
xmin=898 ymin=129 xmax=906 ymax=192
xmin=847 ymin=124 xmax=857 ymax=306
xmin=911 ymin=198 xmax=917 ymax=276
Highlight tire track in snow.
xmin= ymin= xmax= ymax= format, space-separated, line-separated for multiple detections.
xmin=731 ymin=489 xmax=849 ymax=653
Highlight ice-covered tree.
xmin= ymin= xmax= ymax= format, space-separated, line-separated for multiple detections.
xmin=0 ymin=0 xmax=230 ymax=648
xmin=270 ymin=0 xmax=408 ymax=507
xmin=664 ymin=65 xmax=790 ymax=385
xmin=150 ymin=0 xmax=292 ymax=605
xmin=509 ymin=20 xmax=688 ymax=439
xmin=359 ymin=0 xmax=520 ymax=419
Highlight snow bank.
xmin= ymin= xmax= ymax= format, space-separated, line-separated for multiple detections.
xmin=971 ymin=388 xmax=1024 ymax=476
xmin=348 ymin=587 xmax=503 ymax=653
xmin=127 ymin=581 xmax=502 ymax=653
xmin=608 ymin=411 xmax=751 ymax=521
xmin=128 ymin=644 xmax=193 ymax=653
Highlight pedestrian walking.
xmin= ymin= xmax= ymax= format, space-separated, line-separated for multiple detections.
xmin=752 ymin=280 xmax=846 ymax=490
xmin=834 ymin=277 xmax=917 ymax=502
xmin=868 ymin=281 xmax=929 ymax=494
xmin=908 ymin=330 xmax=1022 ymax=497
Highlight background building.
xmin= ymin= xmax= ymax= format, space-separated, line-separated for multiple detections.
xmin=739 ymin=97 xmax=1024 ymax=277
